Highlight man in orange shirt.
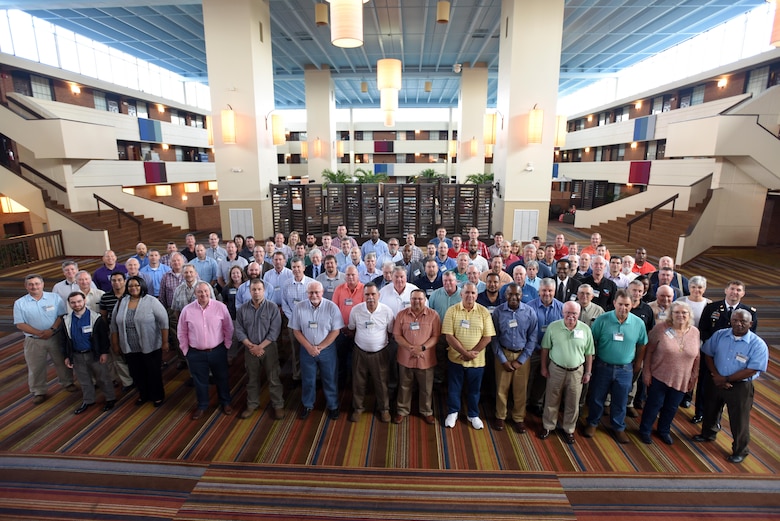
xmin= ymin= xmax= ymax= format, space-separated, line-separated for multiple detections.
xmin=580 ymin=233 xmax=610 ymax=260
xmin=393 ymin=289 xmax=441 ymax=425
xmin=632 ymin=247 xmax=656 ymax=275
xmin=332 ymin=265 xmax=364 ymax=388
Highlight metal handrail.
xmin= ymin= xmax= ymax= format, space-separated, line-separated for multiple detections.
xmin=93 ymin=193 xmax=142 ymax=241
xmin=626 ymin=194 xmax=678 ymax=243
xmin=19 ymin=163 xmax=67 ymax=193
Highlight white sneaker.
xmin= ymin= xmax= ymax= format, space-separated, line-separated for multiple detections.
xmin=445 ymin=412 xmax=458 ymax=428
xmin=469 ymin=416 xmax=484 ymax=430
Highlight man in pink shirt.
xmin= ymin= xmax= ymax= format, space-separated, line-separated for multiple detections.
xmin=178 ymin=281 xmax=234 ymax=420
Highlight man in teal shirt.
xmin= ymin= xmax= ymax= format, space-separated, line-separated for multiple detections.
xmin=583 ymin=289 xmax=648 ymax=444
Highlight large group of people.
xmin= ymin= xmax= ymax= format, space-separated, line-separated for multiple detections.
xmin=12 ymin=227 xmax=768 ymax=465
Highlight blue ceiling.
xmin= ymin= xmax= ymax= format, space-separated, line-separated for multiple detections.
xmin=2 ymin=0 xmax=767 ymax=109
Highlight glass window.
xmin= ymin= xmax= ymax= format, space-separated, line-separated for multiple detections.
xmin=136 ymin=101 xmax=148 ymax=119
xmin=30 ymin=75 xmax=52 ymax=100
xmin=691 ymin=85 xmax=705 ymax=105
xmin=9 ymin=10 xmax=37 ymax=62
xmin=33 ymin=17 xmax=58 ymax=67
xmin=745 ymin=66 xmax=769 ymax=97
xmin=93 ymin=91 xmax=107 ymax=111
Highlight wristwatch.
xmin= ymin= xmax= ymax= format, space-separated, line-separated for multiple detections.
xmin=420 ymin=345 xmax=426 ymax=352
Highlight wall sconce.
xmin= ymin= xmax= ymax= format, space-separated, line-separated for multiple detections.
xmin=184 ymin=183 xmax=200 ymax=193
xmin=181 ymin=194 xmax=188 ymax=202
xmin=377 ymin=58 xmax=402 ymax=90
xmin=314 ymin=137 xmax=322 ymax=157
xmin=717 ymin=78 xmax=728 ymax=89
xmin=587 ymin=114 xmax=593 ymax=122
xmin=264 ymin=111 xmax=286 ymax=145
xmin=222 ymin=105 xmax=236 ymax=144
xmin=161 ymin=143 xmax=169 ymax=150
xmin=554 ymin=115 xmax=567 ymax=148
xmin=336 ymin=140 xmax=344 ymax=156
xmin=69 ymin=83 xmax=81 ymax=95
xmin=630 ymin=141 xmax=638 ymax=149
xmin=300 ymin=141 xmax=309 ymax=159
xmin=528 ymin=104 xmax=544 ymax=144
xmin=205 ymin=115 xmax=213 ymax=146
xmin=424 ymin=80 xmax=432 ymax=93
xmin=207 ymin=181 xmax=219 ymax=191
xmin=315 ymin=2 xmax=329 ymax=26
xmin=154 ymin=185 xmax=172 ymax=197
xmin=584 ymin=147 xmax=590 ymax=153
xmin=485 ymin=144 xmax=493 ymax=158
xmin=483 ymin=111 xmax=503 ymax=145
xmin=448 ymin=139 xmax=457 ymax=158
xmin=156 ymin=103 xmax=165 ymax=113
xmin=634 ymin=101 xmax=642 ymax=110
xmin=328 ymin=0 xmax=364 ymax=48
xmin=361 ymin=81 xmax=368 ymax=93
xmin=437 ymin=1 xmax=450 ymax=23
xmin=469 ymin=137 xmax=478 ymax=157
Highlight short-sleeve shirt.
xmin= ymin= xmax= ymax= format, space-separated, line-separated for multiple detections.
xmin=441 ymin=302 xmax=496 ymax=368
xmin=13 ymin=291 xmax=66 ymax=334
xmin=541 ymin=319 xmax=595 ymax=369
xmin=591 ymin=311 xmax=648 ymax=365
xmin=290 ymin=298 xmax=344 ymax=346
xmin=701 ymin=328 xmax=768 ymax=381
xmin=348 ymin=302 xmax=394 ymax=353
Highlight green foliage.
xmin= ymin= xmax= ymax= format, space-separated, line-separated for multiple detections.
xmin=465 ymin=173 xmax=494 ymax=184
xmin=354 ymin=167 xmax=388 ymax=184
xmin=408 ymin=167 xmax=448 ymax=183
xmin=321 ymin=168 xmax=352 ymax=185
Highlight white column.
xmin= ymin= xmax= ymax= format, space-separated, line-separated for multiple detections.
xmin=493 ymin=0 xmax=564 ymax=241
xmin=456 ymin=63 xmax=488 ymax=183
xmin=202 ymin=0 xmax=279 ymax=240
xmin=305 ymin=66 xmax=337 ymax=182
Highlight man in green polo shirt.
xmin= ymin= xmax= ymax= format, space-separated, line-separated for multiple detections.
xmin=539 ymin=300 xmax=594 ymax=444
xmin=583 ymin=289 xmax=648 ymax=444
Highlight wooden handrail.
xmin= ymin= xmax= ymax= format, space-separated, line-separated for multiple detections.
xmin=0 ymin=230 xmax=64 ymax=270
xmin=93 ymin=193 xmax=142 ymax=241
xmin=19 ymin=163 xmax=67 ymax=193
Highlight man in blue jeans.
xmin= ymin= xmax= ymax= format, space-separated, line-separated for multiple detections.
xmin=291 ymin=280 xmax=344 ymax=420
xmin=584 ymin=289 xmax=648 ymax=444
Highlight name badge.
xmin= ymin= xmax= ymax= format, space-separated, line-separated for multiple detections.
xmin=365 ymin=321 xmax=374 ymax=329
xmin=402 ymin=301 xmax=410 ymax=308
xmin=573 ymin=329 xmax=584 ymax=339
xmin=460 ymin=320 xmax=470 ymax=329
xmin=45 ymin=305 xmax=55 ymax=312
xmin=413 ymin=270 xmax=421 ymax=277
xmin=308 ymin=321 xmax=318 ymax=329
xmin=613 ymin=332 xmax=624 ymax=342
xmin=658 ymin=312 xmax=667 ymax=320
xmin=508 ymin=319 xmax=518 ymax=328
xmin=735 ymin=354 xmax=748 ymax=364
xmin=410 ymin=322 xmax=420 ymax=331
xmin=294 ymin=299 xmax=301 ymax=303
xmin=345 ymin=299 xmax=353 ymax=306
xmin=426 ymin=289 xmax=433 ymax=296
xmin=665 ymin=329 xmax=675 ymax=338
xmin=541 ymin=325 xmax=547 ymax=333
xmin=82 ymin=326 xmax=93 ymax=334
xmin=229 ymin=288 xmax=237 ymax=295
xmin=592 ymin=290 xmax=600 ymax=298
xmin=488 ymin=306 xmax=495 ymax=313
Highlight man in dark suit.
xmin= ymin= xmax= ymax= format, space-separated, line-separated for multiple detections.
xmin=554 ymin=259 xmax=580 ymax=303
xmin=304 ymin=249 xmax=324 ymax=279
xmin=692 ymin=280 xmax=758 ymax=424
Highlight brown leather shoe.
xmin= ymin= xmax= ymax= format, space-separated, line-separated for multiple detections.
xmin=380 ymin=411 xmax=391 ymax=423
xmin=273 ymin=407 xmax=285 ymax=420
xmin=392 ymin=414 xmax=404 ymax=424
xmin=513 ymin=421 xmax=527 ymax=434
xmin=423 ymin=415 xmax=435 ymax=425
xmin=583 ymin=424 xmax=597 ymax=438
xmin=221 ymin=404 xmax=234 ymax=416
xmin=32 ymin=395 xmax=46 ymax=405
xmin=349 ymin=411 xmax=361 ymax=422
xmin=239 ymin=408 xmax=255 ymax=419
xmin=613 ymin=429 xmax=630 ymax=444
xmin=191 ymin=408 xmax=205 ymax=420
xmin=626 ymin=407 xmax=639 ymax=418
xmin=563 ymin=432 xmax=575 ymax=444
xmin=492 ymin=418 xmax=505 ymax=431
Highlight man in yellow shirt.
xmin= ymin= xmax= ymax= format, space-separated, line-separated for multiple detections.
xmin=442 ymin=282 xmax=496 ymax=429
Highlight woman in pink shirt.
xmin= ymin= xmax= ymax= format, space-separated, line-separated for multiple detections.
xmin=639 ymin=301 xmax=700 ymax=445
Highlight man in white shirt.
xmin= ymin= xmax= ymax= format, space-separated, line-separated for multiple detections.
xmin=348 ymin=282 xmax=395 ymax=423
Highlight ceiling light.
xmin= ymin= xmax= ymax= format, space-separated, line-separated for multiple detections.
xmin=377 ymin=59 xmax=402 ymax=90
xmin=437 ymin=1 xmax=450 ymax=24
xmin=327 ymin=0 xmax=363 ymax=48
xmin=315 ymin=2 xmax=329 ymax=26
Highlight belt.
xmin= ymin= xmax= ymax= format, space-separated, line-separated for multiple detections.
xmin=501 ymin=346 xmax=523 ymax=353
xmin=190 ymin=343 xmax=225 ymax=352
xmin=73 ymin=349 xmax=92 ymax=354
xmin=356 ymin=346 xmax=386 ymax=354
xmin=553 ymin=361 xmax=583 ymax=372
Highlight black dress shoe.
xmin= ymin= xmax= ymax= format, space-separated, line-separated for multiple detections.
xmin=300 ymin=407 xmax=312 ymax=420
xmin=103 ymin=400 xmax=116 ymax=411
xmin=121 ymin=384 xmax=135 ymax=393
xmin=692 ymin=434 xmax=716 ymax=442
xmin=659 ymin=433 xmax=673 ymax=445
xmin=680 ymin=400 xmax=691 ymax=409
xmin=328 ymin=408 xmax=340 ymax=420
xmin=691 ymin=415 xmax=703 ymax=424
xmin=74 ymin=402 xmax=94 ymax=415
xmin=727 ymin=454 xmax=746 ymax=464
xmin=135 ymin=397 xmax=147 ymax=406
xmin=538 ymin=429 xmax=551 ymax=440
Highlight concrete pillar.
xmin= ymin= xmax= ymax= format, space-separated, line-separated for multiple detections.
xmin=456 ymin=63 xmax=488 ymax=183
xmin=202 ymin=0 xmax=279 ymax=241
xmin=305 ymin=66 xmax=337 ymax=182
xmin=493 ymin=0 xmax=564 ymax=241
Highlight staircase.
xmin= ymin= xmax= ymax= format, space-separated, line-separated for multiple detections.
xmin=44 ymin=195 xmax=187 ymax=253
xmin=586 ymin=201 xmax=707 ymax=261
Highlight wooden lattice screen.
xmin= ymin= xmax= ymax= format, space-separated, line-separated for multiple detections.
xmin=271 ymin=183 xmax=492 ymax=241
